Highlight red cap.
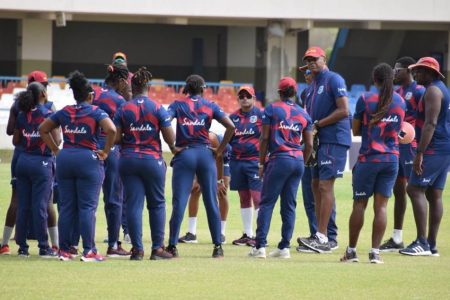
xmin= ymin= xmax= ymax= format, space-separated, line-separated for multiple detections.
xmin=303 ymin=46 xmax=326 ymax=61
xmin=409 ymin=57 xmax=445 ymax=79
xmin=278 ymin=77 xmax=297 ymax=92
xmin=28 ymin=70 xmax=48 ymax=84
xmin=238 ymin=85 xmax=255 ymax=97
xmin=113 ymin=52 xmax=127 ymax=62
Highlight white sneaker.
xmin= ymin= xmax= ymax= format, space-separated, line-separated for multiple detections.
xmin=123 ymin=234 xmax=131 ymax=244
xmin=248 ymin=247 xmax=266 ymax=258
xmin=269 ymin=248 xmax=291 ymax=259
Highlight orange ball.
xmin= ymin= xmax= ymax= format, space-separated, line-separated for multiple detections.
xmin=398 ymin=122 xmax=415 ymax=144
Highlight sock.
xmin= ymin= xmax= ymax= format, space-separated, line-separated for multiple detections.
xmin=221 ymin=221 xmax=227 ymax=236
xmin=240 ymin=208 xmax=253 ymax=237
xmin=316 ymin=232 xmax=328 ymax=243
xmin=188 ymin=217 xmax=197 ymax=235
xmin=112 ymin=242 xmax=118 ymax=250
xmin=370 ymin=248 xmax=380 ymax=254
xmin=48 ymin=226 xmax=59 ymax=248
xmin=255 ymin=208 xmax=259 ymax=219
xmin=392 ymin=229 xmax=402 ymax=244
xmin=347 ymin=247 xmax=356 ymax=253
xmin=2 ymin=226 xmax=13 ymax=246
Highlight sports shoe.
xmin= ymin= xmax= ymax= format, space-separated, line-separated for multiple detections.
xmin=248 ymin=247 xmax=266 ymax=258
xmin=246 ymin=238 xmax=256 ymax=247
xmin=212 ymin=244 xmax=224 ymax=258
xmin=58 ymin=250 xmax=73 ymax=261
xmin=340 ymin=248 xmax=359 ymax=263
xmin=232 ymin=233 xmax=254 ymax=246
xmin=369 ymin=252 xmax=384 ymax=264
xmin=18 ymin=248 xmax=30 ymax=258
xmin=150 ymin=247 xmax=173 ymax=260
xmin=296 ymin=245 xmax=315 ymax=253
xmin=130 ymin=248 xmax=144 ymax=261
xmin=80 ymin=250 xmax=105 ymax=262
xmin=380 ymin=238 xmax=404 ymax=252
xmin=399 ymin=240 xmax=431 ymax=256
xmin=39 ymin=247 xmax=58 ymax=258
xmin=123 ymin=234 xmax=131 ymax=244
xmin=0 ymin=244 xmax=11 ymax=255
xmin=221 ymin=234 xmax=226 ymax=244
xmin=107 ymin=241 xmax=131 ymax=258
xmin=269 ymin=248 xmax=290 ymax=259
xmin=431 ymin=249 xmax=440 ymax=257
xmin=51 ymin=245 xmax=59 ymax=252
xmin=298 ymin=235 xmax=331 ymax=253
xmin=178 ymin=232 xmax=198 ymax=244
xmin=69 ymin=246 xmax=79 ymax=258
xmin=166 ymin=245 xmax=179 ymax=258
xmin=329 ymin=240 xmax=339 ymax=250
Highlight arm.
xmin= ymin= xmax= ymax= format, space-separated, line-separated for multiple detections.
xmin=39 ymin=119 xmax=60 ymax=155
xmin=215 ymin=116 xmax=235 ymax=155
xmin=209 ymin=133 xmax=223 ymax=181
xmin=258 ymin=124 xmax=270 ymax=178
xmin=6 ymin=106 xmax=17 ymax=136
xmin=97 ymin=118 xmax=117 ymax=160
xmin=12 ymin=129 xmax=21 ymax=146
xmin=316 ymin=96 xmax=349 ymax=128
xmin=161 ymin=126 xmax=181 ymax=154
xmin=352 ymin=118 xmax=362 ymax=136
xmin=50 ymin=127 xmax=62 ymax=147
xmin=302 ymin=129 xmax=313 ymax=163
xmin=114 ymin=127 xmax=123 ymax=144
xmin=413 ymin=87 xmax=442 ymax=175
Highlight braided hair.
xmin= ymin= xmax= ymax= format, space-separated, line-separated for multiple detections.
xmin=68 ymin=70 xmax=93 ymax=103
xmin=371 ymin=63 xmax=394 ymax=126
xmin=105 ymin=62 xmax=129 ymax=86
xmin=131 ymin=67 xmax=152 ymax=96
xmin=16 ymin=82 xmax=46 ymax=112
xmin=182 ymin=74 xmax=205 ymax=96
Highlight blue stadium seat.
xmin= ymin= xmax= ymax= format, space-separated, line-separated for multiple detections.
xmin=350 ymin=84 xmax=366 ymax=93
xmin=369 ymin=85 xmax=377 ymax=93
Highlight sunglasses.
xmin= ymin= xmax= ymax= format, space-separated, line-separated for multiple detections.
xmin=238 ymin=94 xmax=253 ymax=100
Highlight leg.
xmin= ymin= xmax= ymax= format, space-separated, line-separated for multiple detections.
xmin=348 ymin=199 xmax=368 ymax=248
xmin=393 ymin=177 xmax=408 ymax=230
xmin=301 ymin=166 xmax=317 ymax=236
xmin=57 ymin=178 xmax=78 ymax=252
xmin=15 ymin=166 xmax=32 ymax=251
xmin=426 ymin=188 xmax=443 ymax=249
xmin=317 ymin=178 xmax=336 ymax=237
xmin=372 ymin=194 xmax=389 ymax=249
xmin=188 ymin=179 xmax=201 ymax=217
xmin=407 ymin=184 xmax=428 ymax=241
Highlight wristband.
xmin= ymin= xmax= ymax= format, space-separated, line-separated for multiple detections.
xmin=258 ymin=163 xmax=264 ymax=168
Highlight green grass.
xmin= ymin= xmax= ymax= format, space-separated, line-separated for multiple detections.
xmin=0 ymin=155 xmax=450 ymax=299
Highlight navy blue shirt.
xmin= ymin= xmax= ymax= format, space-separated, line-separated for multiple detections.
xmin=304 ymin=69 xmax=351 ymax=147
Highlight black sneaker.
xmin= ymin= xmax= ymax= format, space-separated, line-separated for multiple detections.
xmin=178 ymin=232 xmax=198 ymax=243
xmin=329 ymin=240 xmax=339 ymax=251
xmin=212 ymin=244 xmax=224 ymax=258
xmin=296 ymin=244 xmax=315 ymax=253
xmin=431 ymin=248 xmax=440 ymax=257
xmin=298 ymin=235 xmax=331 ymax=253
xmin=150 ymin=247 xmax=173 ymax=260
xmin=18 ymin=248 xmax=30 ymax=258
xmin=129 ymin=247 xmax=144 ymax=261
xmin=369 ymin=252 xmax=384 ymax=264
xmin=166 ymin=245 xmax=179 ymax=258
xmin=340 ymin=248 xmax=359 ymax=262
xmin=399 ymin=240 xmax=431 ymax=256
xmin=380 ymin=238 xmax=404 ymax=252
xmin=233 ymin=233 xmax=254 ymax=246
xmin=39 ymin=247 xmax=58 ymax=259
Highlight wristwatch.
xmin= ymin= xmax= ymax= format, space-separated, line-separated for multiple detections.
xmin=217 ymin=179 xmax=224 ymax=184
xmin=314 ymin=120 xmax=321 ymax=128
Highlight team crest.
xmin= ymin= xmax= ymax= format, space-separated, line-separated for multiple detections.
xmin=317 ymin=85 xmax=324 ymax=94
xmin=250 ymin=115 xmax=257 ymax=123
xmin=405 ymin=92 xmax=412 ymax=100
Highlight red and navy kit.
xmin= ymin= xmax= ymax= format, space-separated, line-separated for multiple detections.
xmin=229 ymin=106 xmax=263 ymax=161
xmin=52 ymin=102 xmax=108 ymax=255
xmin=15 ymin=104 xmax=55 ymax=252
xmin=167 ymin=95 xmax=225 ymax=147
xmin=409 ymin=80 xmax=450 ymax=189
xmin=116 ymin=95 xmax=171 ymax=251
xmin=256 ymin=99 xmax=312 ymax=249
xmin=168 ymin=95 xmax=225 ymax=246
xmin=352 ymin=91 xmax=405 ymax=200
xmin=115 ymin=95 xmax=171 ymax=159
xmin=262 ymin=99 xmax=312 ymax=160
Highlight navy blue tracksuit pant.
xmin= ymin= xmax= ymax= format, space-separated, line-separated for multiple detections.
xmin=301 ymin=166 xmax=338 ymax=241
xmin=15 ymin=153 xmax=53 ymax=251
xmin=169 ymin=146 xmax=221 ymax=246
xmin=119 ymin=157 xmax=166 ymax=251
xmin=56 ymin=149 xmax=104 ymax=255
xmin=256 ymin=157 xmax=304 ymax=249
xmin=102 ymin=146 xmax=123 ymax=247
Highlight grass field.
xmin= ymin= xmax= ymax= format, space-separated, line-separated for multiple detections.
xmin=0 ymin=152 xmax=449 ymax=299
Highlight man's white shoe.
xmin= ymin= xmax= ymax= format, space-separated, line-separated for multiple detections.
xmin=248 ymin=247 xmax=266 ymax=258
xmin=269 ymin=248 xmax=290 ymax=259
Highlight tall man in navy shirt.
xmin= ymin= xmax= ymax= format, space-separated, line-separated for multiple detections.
xmin=298 ymin=47 xmax=351 ymax=253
